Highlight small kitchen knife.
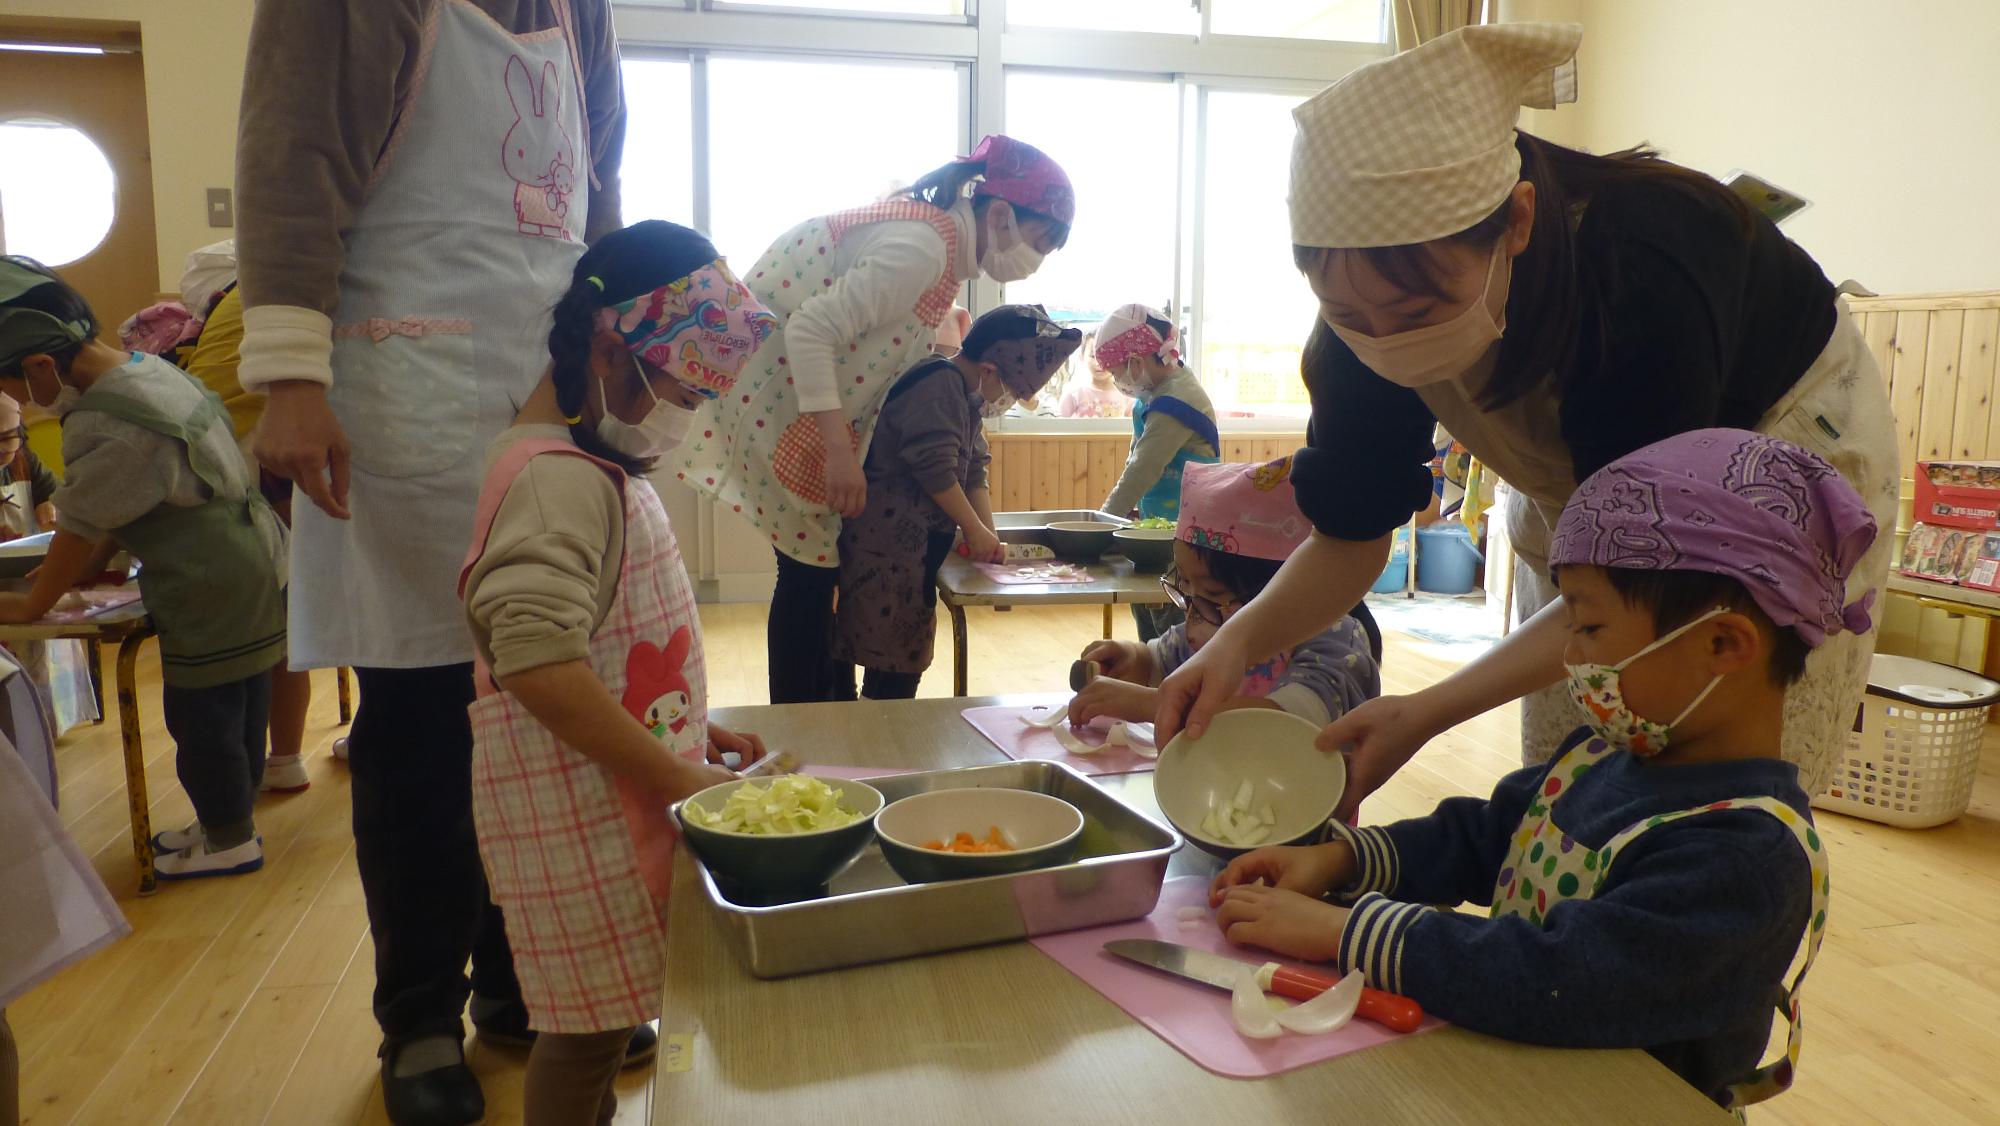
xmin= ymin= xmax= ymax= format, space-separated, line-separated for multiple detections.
xmin=1105 ymin=938 xmax=1423 ymax=1033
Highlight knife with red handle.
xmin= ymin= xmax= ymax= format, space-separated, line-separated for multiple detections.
xmin=1104 ymin=938 xmax=1425 ymax=1033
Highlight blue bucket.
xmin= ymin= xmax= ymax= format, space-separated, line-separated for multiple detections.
xmin=1371 ymin=527 xmax=1410 ymax=594
xmin=1415 ymin=523 xmax=1484 ymax=595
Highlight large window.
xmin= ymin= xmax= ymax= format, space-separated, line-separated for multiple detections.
xmin=1197 ymin=89 xmax=1318 ymax=418
xmin=0 ymin=117 xmax=115 ymax=266
xmin=619 ymin=58 xmax=694 ymax=228
xmin=1000 ymin=71 xmax=1178 ymax=326
xmin=1006 ymin=0 xmax=1198 ymax=36
xmin=613 ymin=1 xmax=1388 ymax=418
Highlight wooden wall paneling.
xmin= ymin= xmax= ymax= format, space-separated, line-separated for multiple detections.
xmin=1914 ymin=310 xmax=1965 ymax=462
xmin=1888 ymin=309 xmax=1932 ymax=471
xmin=985 ymin=435 xmax=1007 ymax=506
xmin=1860 ymin=311 xmax=1898 ymax=395
xmin=1063 ymin=438 xmax=1087 ymax=509
xmin=1952 ymin=308 xmax=1998 ymax=458
xmin=1031 ymin=439 xmax=1062 ymax=510
xmin=1089 ymin=439 xmax=1122 ymax=511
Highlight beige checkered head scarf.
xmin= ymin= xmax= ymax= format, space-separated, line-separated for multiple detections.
xmin=1290 ymin=22 xmax=1581 ymax=249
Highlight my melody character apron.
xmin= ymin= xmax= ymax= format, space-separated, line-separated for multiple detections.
xmin=1420 ymin=301 xmax=1899 ymax=793
xmin=1131 ymin=395 xmax=1220 ymax=521
xmin=1491 ymin=738 xmax=1830 ymax=1110
xmin=674 ymin=201 xmax=964 ymax=567
xmin=292 ymin=0 xmax=591 ymax=669
xmin=71 ymin=366 xmax=288 ymax=689
xmin=459 ymin=439 xmax=704 ymax=1033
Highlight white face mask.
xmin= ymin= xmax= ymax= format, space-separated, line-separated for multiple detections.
xmin=596 ymin=356 xmax=696 ymax=458
xmin=27 ymin=367 xmax=83 ymax=416
xmin=1565 ymin=608 xmax=1728 ymax=757
xmin=979 ymin=203 xmax=1046 ymax=283
xmin=975 ymin=365 xmax=1016 ymax=418
xmin=1325 ymin=243 xmax=1509 ymax=388
xmin=1112 ymin=361 xmax=1148 ymax=398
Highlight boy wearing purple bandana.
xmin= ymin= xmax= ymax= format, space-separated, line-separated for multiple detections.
xmin=1207 ymin=429 xmax=1874 ymax=1112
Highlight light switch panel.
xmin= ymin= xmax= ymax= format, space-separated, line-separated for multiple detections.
xmin=206 ymin=188 xmax=234 ymax=228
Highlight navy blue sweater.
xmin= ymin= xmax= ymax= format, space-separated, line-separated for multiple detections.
xmin=1327 ymin=729 xmax=1815 ymax=1106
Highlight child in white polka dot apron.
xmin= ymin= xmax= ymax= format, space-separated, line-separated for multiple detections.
xmin=1209 ymin=429 xmax=1875 ymax=1113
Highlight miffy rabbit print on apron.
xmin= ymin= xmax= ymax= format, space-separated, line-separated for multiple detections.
xmin=291 ymin=0 xmax=590 ymax=669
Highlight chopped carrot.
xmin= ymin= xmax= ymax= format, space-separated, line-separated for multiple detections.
xmin=918 ymin=825 xmax=1017 ymax=853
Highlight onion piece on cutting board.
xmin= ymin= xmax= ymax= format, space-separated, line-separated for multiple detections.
xmin=1273 ymin=971 xmax=1363 ymax=1034
xmin=1231 ymin=966 xmax=1283 ymax=1039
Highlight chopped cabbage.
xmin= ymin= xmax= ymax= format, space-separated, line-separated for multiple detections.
xmin=683 ymin=776 xmax=862 ymax=835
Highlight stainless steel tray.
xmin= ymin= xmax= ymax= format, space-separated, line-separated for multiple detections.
xmin=992 ymin=509 xmax=1130 ymax=547
xmin=690 ymin=760 xmax=1181 ymax=978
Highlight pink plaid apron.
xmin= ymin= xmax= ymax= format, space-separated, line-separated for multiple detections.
xmin=459 ymin=437 xmax=707 ymax=1033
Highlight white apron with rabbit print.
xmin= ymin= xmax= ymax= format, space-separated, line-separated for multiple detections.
xmin=288 ymin=0 xmax=591 ymax=669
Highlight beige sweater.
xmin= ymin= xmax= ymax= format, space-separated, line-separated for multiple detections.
xmin=462 ymin=426 xmax=625 ymax=680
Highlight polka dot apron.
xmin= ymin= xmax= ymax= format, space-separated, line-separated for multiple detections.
xmin=1491 ymin=737 xmax=1831 ymax=1112
xmin=674 ymin=201 xmax=962 ymax=567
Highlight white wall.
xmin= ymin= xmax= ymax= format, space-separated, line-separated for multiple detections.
xmin=3 ymin=0 xmax=252 ymax=293
xmin=1566 ymin=0 xmax=2000 ymax=294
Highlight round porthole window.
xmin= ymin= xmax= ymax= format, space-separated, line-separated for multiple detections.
xmin=0 ymin=116 xmax=117 ymax=267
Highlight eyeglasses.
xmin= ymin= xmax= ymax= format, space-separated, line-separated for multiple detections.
xmin=1159 ymin=566 xmax=1237 ymax=627
xmin=0 ymin=428 xmax=22 ymax=450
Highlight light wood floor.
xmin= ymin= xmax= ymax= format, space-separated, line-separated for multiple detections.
xmin=14 ymin=603 xmax=2000 ymax=1125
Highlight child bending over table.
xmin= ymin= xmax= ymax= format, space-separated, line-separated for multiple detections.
xmin=1069 ymin=457 xmax=1380 ymax=730
xmin=1210 ymin=429 xmax=1869 ymax=1112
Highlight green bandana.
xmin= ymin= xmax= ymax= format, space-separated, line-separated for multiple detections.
xmin=0 ymin=257 xmax=90 ymax=370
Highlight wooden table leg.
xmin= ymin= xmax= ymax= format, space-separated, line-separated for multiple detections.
xmin=88 ymin=639 xmax=106 ymax=724
xmin=948 ymin=601 xmax=969 ymax=697
xmin=337 ymin=665 xmax=353 ymax=725
xmin=117 ymin=634 xmax=156 ymax=896
xmin=1102 ymin=603 xmax=1113 ymax=640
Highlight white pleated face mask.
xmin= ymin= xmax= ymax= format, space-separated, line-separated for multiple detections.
xmin=596 ymin=355 xmax=697 ymax=458
xmin=1325 ymin=243 xmax=1508 ymax=388
xmin=979 ymin=203 xmax=1046 ymax=283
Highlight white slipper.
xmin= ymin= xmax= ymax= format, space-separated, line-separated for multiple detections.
xmin=261 ymin=754 xmax=310 ymax=793
xmin=150 ymin=821 xmax=203 ymax=854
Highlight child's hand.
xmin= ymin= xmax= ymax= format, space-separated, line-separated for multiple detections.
xmin=1068 ymin=676 xmax=1156 ymax=726
xmin=964 ymin=525 xmax=1006 ymax=564
xmin=659 ymin=755 xmax=737 ymax=805
xmin=823 ymin=447 xmax=868 ymax=519
xmin=1209 ymin=842 xmax=1354 ymax=904
xmin=1214 ymin=884 xmax=1350 ymax=963
xmin=706 ymin=723 xmax=767 ymax=768
xmin=1079 ymin=639 xmax=1146 ymax=682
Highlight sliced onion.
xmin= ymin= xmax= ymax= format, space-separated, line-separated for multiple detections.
xmin=1105 ymin=723 xmax=1130 ymax=747
xmin=1052 ymin=723 xmax=1104 ymax=755
xmin=1231 ymin=965 xmax=1283 ymax=1039
xmin=1176 ymin=906 xmax=1206 ymax=921
xmin=1022 ymin=703 xmax=1070 ymax=728
xmin=1273 ymin=971 xmax=1363 ymax=1035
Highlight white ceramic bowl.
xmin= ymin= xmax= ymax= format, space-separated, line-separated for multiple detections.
xmin=875 ymin=787 xmax=1085 ymax=882
xmin=1045 ymin=520 xmax=1120 ymax=562
xmin=1153 ymin=709 xmax=1346 ymax=859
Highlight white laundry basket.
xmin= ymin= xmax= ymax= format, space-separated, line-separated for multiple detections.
xmin=1815 ymin=653 xmax=1999 ymax=828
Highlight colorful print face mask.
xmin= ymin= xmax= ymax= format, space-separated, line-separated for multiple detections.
xmin=1566 ymin=608 xmax=1727 ymax=757
xmin=597 ymin=261 xmax=777 ymax=399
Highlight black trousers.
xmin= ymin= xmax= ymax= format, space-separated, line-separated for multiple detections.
xmin=768 ymin=551 xmax=847 ymax=703
xmin=349 ymin=664 xmax=520 ymax=1044
xmin=161 ymin=669 xmax=273 ymax=846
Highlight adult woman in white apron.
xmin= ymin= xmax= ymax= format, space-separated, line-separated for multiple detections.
xmin=233 ymin=2 xmax=629 ymax=1122
xmin=674 ymin=135 xmax=1074 ymax=702
xmin=1156 ymin=23 xmax=1898 ymax=818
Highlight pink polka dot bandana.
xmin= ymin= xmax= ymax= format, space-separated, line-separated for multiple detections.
xmin=595 ymin=260 xmax=776 ymax=399
xmin=1550 ymin=429 xmax=1878 ymax=647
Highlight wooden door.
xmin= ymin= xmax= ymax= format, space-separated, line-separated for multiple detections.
xmin=0 ymin=44 xmax=157 ymax=340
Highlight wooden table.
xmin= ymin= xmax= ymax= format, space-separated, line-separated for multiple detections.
xmin=0 ymin=599 xmax=161 ymax=894
xmin=657 ymin=697 xmax=1733 ymax=1126
xmin=935 ymin=556 xmax=1174 ymax=695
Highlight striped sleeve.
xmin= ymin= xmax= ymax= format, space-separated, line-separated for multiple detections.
xmin=1323 ymin=820 xmax=1400 ymax=903
xmin=1337 ymin=893 xmax=1436 ymax=995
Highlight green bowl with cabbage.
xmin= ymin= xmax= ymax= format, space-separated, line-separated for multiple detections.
xmin=676 ymin=774 xmax=884 ymax=894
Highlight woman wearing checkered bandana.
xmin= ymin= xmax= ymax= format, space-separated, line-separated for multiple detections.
xmin=1155 ymin=23 xmax=1898 ymax=824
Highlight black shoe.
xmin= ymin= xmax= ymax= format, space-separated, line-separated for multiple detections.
xmin=473 ymin=1003 xmax=659 ymax=1068
xmin=381 ymin=1039 xmax=484 ymax=1126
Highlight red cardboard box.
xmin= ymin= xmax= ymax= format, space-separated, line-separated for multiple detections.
xmin=1913 ymin=461 xmax=2000 ymax=531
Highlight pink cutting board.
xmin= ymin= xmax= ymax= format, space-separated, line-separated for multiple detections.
xmin=1030 ymin=876 xmax=1444 ymax=1078
xmin=961 ymin=704 xmax=1158 ymax=776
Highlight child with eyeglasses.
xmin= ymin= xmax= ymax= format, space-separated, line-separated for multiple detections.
xmin=0 ymin=394 xmax=56 ymax=539
xmin=1069 ymin=457 xmax=1382 ymax=730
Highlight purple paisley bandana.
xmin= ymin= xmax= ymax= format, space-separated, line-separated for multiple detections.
xmin=595 ymin=260 xmax=777 ymax=399
xmin=1550 ymin=428 xmax=1878 ymax=647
